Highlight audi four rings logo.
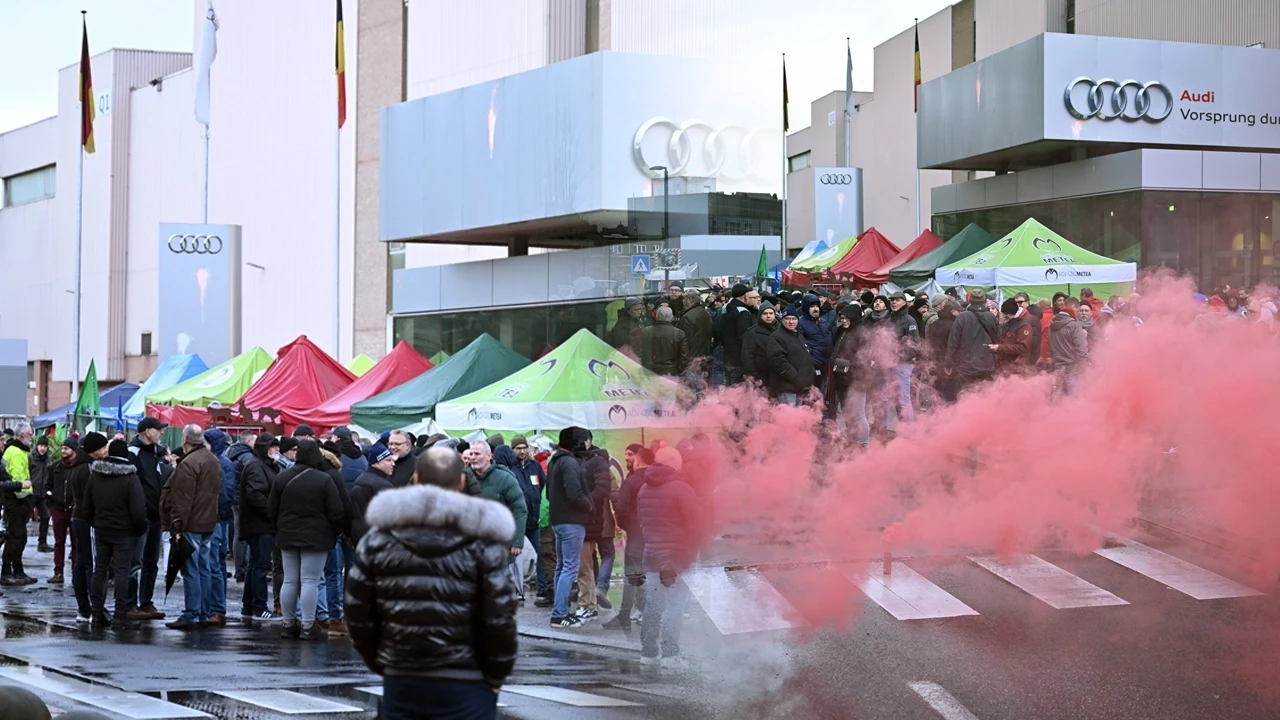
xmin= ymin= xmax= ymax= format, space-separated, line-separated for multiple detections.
xmin=1064 ymin=77 xmax=1174 ymax=122
xmin=820 ymin=174 xmax=853 ymax=185
xmin=632 ymin=117 xmax=769 ymax=181
xmin=167 ymin=234 xmax=224 ymax=254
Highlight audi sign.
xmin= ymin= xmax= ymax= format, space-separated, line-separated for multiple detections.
xmin=632 ymin=117 xmax=775 ymax=181
xmin=157 ymin=223 xmax=242 ymax=368
xmin=1064 ymin=77 xmax=1174 ymax=123
xmin=167 ymin=234 xmax=224 ymax=254
xmin=819 ymin=174 xmax=853 ymax=185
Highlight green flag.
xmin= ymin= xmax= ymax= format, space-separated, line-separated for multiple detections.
xmin=74 ymin=359 xmax=99 ymax=429
xmin=756 ymin=245 xmax=769 ymax=278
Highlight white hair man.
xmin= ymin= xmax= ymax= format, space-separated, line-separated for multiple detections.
xmin=160 ymin=425 xmax=224 ymax=629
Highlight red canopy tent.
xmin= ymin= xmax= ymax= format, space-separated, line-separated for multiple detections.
xmin=828 ymin=227 xmax=901 ymax=289
xmin=240 ymin=335 xmax=356 ymax=413
xmin=862 ymin=229 xmax=943 ymax=286
xmin=279 ymin=341 xmax=433 ymax=432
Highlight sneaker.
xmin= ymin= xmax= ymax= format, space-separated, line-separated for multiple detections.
xmin=300 ymin=625 xmax=328 ymax=642
xmin=327 ymin=619 xmax=349 ymax=636
xmin=573 ymin=608 xmax=598 ymax=621
xmin=91 ymin=611 xmax=114 ymax=626
xmin=37 ymin=544 xmax=54 ymax=553
xmin=550 ymin=615 xmax=584 ymax=629
xmin=533 ymin=595 xmax=553 ymax=608
xmin=19 ymin=575 xmax=38 ymax=585
xmin=233 ymin=569 xmax=245 ymax=584
xmin=140 ymin=604 xmax=165 ymax=620
xmin=639 ymin=654 xmax=662 ymax=666
xmin=206 ymin=614 xmax=227 ymax=627
xmin=596 ymin=590 xmax=613 ymax=610
xmin=75 ymin=614 xmax=92 ymax=624
xmin=601 ymin=616 xmax=631 ymax=633
xmin=47 ymin=574 xmax=64 ymax=585
xmin=0 ymin=576 xmax=23 ymax=587
xmin=316 ymin=619 xmax=331 ymax=631
xmin=280 ymin=623 xmax=301 ymax=640
xmin=255 ymin=611 xmax=281 ymax=621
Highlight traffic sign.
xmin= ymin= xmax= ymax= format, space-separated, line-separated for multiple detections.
xmin=631 ymin=255 xmax=651 ymax=274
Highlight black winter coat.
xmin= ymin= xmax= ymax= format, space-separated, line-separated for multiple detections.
xmin=607 ymin=312 xmax=647 ymax=349
xmin=719 ymin=298 xmax=755 ymax=366
xmin=766 ymin=326 xmax=816 ymax=395
xmin=128 ymin=438 xmax=168 ymax=522
xmin=268 ymin=442 xmax=344 ymax=553
xmin=677 ymin=304 xmax=715 ymax=361
xmin=82 ymin=457 xmax=147 ymax=539
xmin=346 ymin=483 xmax=518 ymax=687
xmin=741 ymin=315 xmax=777 ymax=382
xmin=28 ymin=449 xmax=50 ymax=498
xmin=238 ymin=437 xmax=279 ymax=538
xmin=638 ymin=322 xmax=689 ymax=376
xmin=49 ymin=457 xmax=75 ymax=510
xmin=546 ymin=449 xmax=593 ymax=526
xmin=348 ymin=467 xmax=394 ymax=543
xmin=611 ymin=467 xmax=647 ymax=543
xmin=946 ymin=304 xmax=1000 ymax=378
xmin=390 ymin=453 xmax=417 ymax=488
xmin=68 ymin=449 xmax=95 ymax=521
xmin=636 ymin=463 xmax=701 ymax=573
xmin=579 ymin=448 xmax=613 ymax=542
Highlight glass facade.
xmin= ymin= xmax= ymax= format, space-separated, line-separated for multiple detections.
xmin=933 ymin=191 xmax=1280 ymax=293
xmin=394 ymin=299 xmax=619 ymax=362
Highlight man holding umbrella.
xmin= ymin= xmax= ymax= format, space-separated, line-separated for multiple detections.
xmin=159 ymin=425 xmax=223 ymax=630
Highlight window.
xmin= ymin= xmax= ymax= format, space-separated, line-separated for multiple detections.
xmin=2 ymin=165 xmax=56 ymax=208
xmin=26 ymin=362 xmax=34 ymax=384
xmin=1065 ymin=0 xmax=1075 ymax=33
xmin=788 ymin=152 xmax=810 ymax=173
xmin=140 ymin=333 xmax=153 ymax=356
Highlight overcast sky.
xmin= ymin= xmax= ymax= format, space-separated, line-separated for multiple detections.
xmin=0 ymin=0 xmax=954 ymax=134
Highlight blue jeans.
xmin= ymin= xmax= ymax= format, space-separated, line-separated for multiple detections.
xmin=891 ymin=363 xmax=915 ymax=424
xmin=324 ymin=542 xmax=345 ymax=620
xmin=596 ymin=537 xmax=615 ymax=595
xmin=840 ymin=388 xmax=872 ymax=448
xmin=382 ymin=676 xmax=497 ymax=720
xmin=181 ymin=532 xmax=215 ymax=623
xmin=207 ymin=522 xmax=228 ymax=616
xmin=527 ymin=528 xmax=547 ymax=595
xmin=779 ymin=392 xmax=800 ymax=407
xmin=242 ymin=534 xmax=273 ymax=616
xmin=552 ymin=524 xmax=586 ymax=619
xmin=641 ymin=569 xmax=691 ymax=659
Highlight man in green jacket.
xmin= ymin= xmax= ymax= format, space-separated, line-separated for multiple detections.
xmin=468 ymin=443 xmax=528 ymax=557
xmin=2 ymin=422 xmax=35 ymax=585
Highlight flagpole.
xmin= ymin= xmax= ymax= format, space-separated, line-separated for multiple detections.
xmin=201 ymin=124 xmax=210 ymax=223
xmin=781 ymin=53 xmax=788 ymax=262
xmin=333 ymin=126 xmax=341 ymax=360
xmin=913 ymin=19 xmax=921 ymax=237
xmin=72 ymin=10 xmax=86 ymax=401
xmin=845 ymin=37 xmax=852 ymax=169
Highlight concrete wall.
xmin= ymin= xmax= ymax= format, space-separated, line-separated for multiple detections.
xmin=1075 ymin=0 xmax=1280 ymax=47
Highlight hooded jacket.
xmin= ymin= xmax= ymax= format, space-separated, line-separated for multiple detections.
xmin=335 ymin=437 xmax=369 ymax=490
xmin=28 ymin=445 xmax=50 ymax=500
xmin=203 ymin=429 xmax=237 ymax=523
xmin=1049 ymin=312 xmax=1089 ymax=367
xmin=677 ymin=303 xmax=715 ymax=361
xmin=719 ymin=297 xmax=755 ymax=367
xmin=994 ymin=312 xmax=1036 ymax=372
xmin=741 ymin=311 xmax=777 ymax=382
xmin=49 ymin=451 xmax=76 ymax=511
xmin=474 ymin=461 xmax=528 ymax=550
xmin=636 ymin=462 xmax=702 ymax=573
xmin=831 ymin=305 xmax=878 ymax=393
xmin=578 ymin=447 xmax=614 ymax=542
xmin=82 ymin=456 xmax=147 ymax=539
xmin=546 ymin=448 xmax=593 ymax=526
xmin=238 ymin=435 xmax=280 ymax=538
xmin=348 ymin=465 xmax=394 ymax=543
xmin=945 ymin=303 xmax=1000 ymax=378
xmin=346 ymin=484 xmax=518 ymax=687
xmin=159 ymin=444 xmax=222 ymax=534
xmin=611 ymin=466 xmax=647 ymax=544
xmin=319 ymin=447 xmax=354 ymax=537
xmin=2 ymin=439 xmax=32 ymax=504
xmin=268 ymin=440 xmax=344 ymax=552
xmin=928 ymin=303 xmax=961 ymax=365
xmin=68 ymin=448 xmax=95 ymax=521
xmin=796 ymin=294 xmax=836 ymax=369
xmin=766 ymin=324 xmax=816 ymax=395
xmin=128 ymin=437 xmax=169 ymax=521
xmin=637 ymin=321 xmax=690 ymax=376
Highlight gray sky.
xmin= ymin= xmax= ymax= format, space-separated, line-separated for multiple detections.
xmin=0 ymin=0 xmax=954 ymax=134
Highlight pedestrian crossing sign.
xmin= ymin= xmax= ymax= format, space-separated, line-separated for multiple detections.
xmin=631 ymin=254 xmax=651 ymax=274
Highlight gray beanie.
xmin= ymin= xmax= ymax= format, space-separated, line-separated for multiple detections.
xmin=759 ymin=300 xmax=775 ymax=312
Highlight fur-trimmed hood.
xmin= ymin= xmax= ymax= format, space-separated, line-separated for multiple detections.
xmin=365 ymin=483 xmax=515 ymax=545
xmin=90 ymin=456 xmax=139 ymax=476
xmin=319 ymin=448 xmax=343 ymax=470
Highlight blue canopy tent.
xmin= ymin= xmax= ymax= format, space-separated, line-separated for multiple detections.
xmin=34 ymin=383 xmax=141 ymax=430
xmin=120 ymin=353 xmax=209 ymax=428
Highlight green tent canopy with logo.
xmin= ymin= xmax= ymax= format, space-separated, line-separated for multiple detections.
xmin=788 ymin=235 xmax=857 ymax=273
xmin=145 ymin=347 xmax=274 ymax=407
xmin=889 ymin=223 xmax=996 ymax=288
xmin=935 ymin=218 xmax=1137 ymax=301
xmin=435 ymin=328 xmax=682 ymax=435
xmin=351 ymin=333 xmax=531 ymax=432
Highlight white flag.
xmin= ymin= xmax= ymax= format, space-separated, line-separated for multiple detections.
xmin=194 ymin=1 xmax=219 ymax=125
xmin=845 ymin=39 xmax=855 ymax=115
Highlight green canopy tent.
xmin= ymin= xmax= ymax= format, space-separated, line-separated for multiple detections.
xmin=436 ymin=329 xmax=682 ymax=437
xmin=889 ymin=223 xmax=996 ymax=289
xmin=145 ymin=347 xmax=274 ymax=407
xmin=351 ymin=333 xmax=531 ymax=432
xmin=345 ymin=354 xmax=376 ymax=377
xmin=429 ymin=350 xmax=451 ymax=365
xmin=936 ymin=218 xmax=1137 ymax=301
xmin=787 ymin=235 xmax=856 ymax=274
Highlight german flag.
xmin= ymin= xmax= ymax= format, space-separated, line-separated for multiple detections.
xmin=79 ymin=14 xmax=96 ymax=154
xmin=913 ymin=21 xmax=921 ymax=113
xmin=336 ymin=0 xmax=347 ymax=128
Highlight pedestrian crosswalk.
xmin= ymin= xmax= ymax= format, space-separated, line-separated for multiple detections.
xmin=0 ymin=666 xmax=210 ymax=719
xmin=683 ymin=539 xmax=1264 ymax=634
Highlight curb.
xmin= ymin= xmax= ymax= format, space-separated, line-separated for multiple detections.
xmin=517 ymin=625 xmax=639 ymax=652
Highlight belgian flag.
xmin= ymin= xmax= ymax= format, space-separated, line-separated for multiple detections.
xmin=913 ymin=21 xmax=921 ymax=113
xmin=79 ymin=14 xmax=95 ymax=154
xmin=336 ymin=0 xmax=347 ymax=128
xmin=782 ymin=55 xmax=790 ymax=132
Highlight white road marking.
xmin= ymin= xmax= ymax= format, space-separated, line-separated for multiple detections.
xmin=968 ymin=554 xmax=1129 ymax=609
xmin=356 ymin=686 xmax=507 ymax=707
xmin=909 ymin=681 xmax=981 ymax=720
xmin=850 ymin=562 xmax=980 ymax=620
xmin=1094 ymin=539 xmax=1264 ymax=600
xmin=502 ymin=685 xmax=642 ymax=707
xmin=0 ymin=667 xmax=210 ymax=719
xmin=613 ymin=684 xmax=694 ymax=701
xmin=682 ymin=567 xmax=807 ymax=634
xmin=211 ymin=689 xmax=363 ymax=714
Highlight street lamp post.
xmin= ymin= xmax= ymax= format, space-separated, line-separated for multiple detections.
xmin=650 ymin=165 xmax=671 ymax=289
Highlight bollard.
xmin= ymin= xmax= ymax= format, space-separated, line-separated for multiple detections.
xmin=883 ymin=550 xmax=892 ymax=576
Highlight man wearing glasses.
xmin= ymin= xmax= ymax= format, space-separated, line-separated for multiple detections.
xmin=387 ymin=432 xmax=417 ymax=488
xmin=719 ymin=283 xmax=760 ymax=386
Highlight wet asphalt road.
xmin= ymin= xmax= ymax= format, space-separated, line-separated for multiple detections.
xmin=1 ymin=524 xmax=1279 ymax=719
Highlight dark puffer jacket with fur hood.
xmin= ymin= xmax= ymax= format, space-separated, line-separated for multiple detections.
xmin=345 ymin=483 xmax=519 ymax=688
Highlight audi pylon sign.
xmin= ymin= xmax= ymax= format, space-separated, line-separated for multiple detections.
xmin=157 ymin=223 xmax=242 ymax=368
xmin=812 ymin=168 xmax=864 ymax=250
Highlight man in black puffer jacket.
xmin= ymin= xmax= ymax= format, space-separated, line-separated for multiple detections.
xmin=346 ymin=447 xmax=518 ymax=719
xmin=238 ymin=433 xmax=279 ymax=620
